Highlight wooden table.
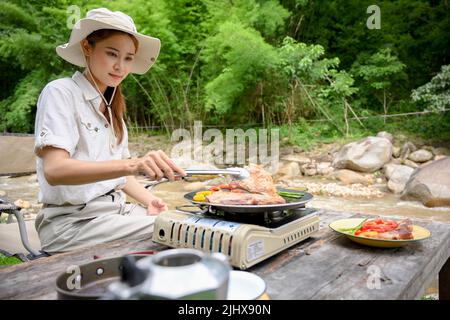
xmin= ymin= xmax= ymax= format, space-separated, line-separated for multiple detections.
xmin=1 ymin=209 xmax=449 ymax=300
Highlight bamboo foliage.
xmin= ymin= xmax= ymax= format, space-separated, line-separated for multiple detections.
xmin=0 ymin=0 xmax=448 ymax=138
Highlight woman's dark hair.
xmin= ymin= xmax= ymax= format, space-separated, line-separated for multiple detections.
xmin=85 ymin=29 xmax=139 ymax=144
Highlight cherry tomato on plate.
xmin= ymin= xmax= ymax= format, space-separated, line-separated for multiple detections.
xmin=361 ymin=219 xmax=398 ymax=232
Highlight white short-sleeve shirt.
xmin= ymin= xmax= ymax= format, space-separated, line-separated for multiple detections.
xmin=34 ymin=71 xmax=131 ymax=205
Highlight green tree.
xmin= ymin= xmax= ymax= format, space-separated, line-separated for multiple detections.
xmin=351 ymin=48 xmax=406 ymax=122
xmin=275 ymin=37 xmax=360 ymax=137
xmin=0 ymin=0 xmax=74 ymax=132
xmin=412 ymin=64 xmax=450 ymax=112
xmin=282 ymin=0 xmax=449 ymax=93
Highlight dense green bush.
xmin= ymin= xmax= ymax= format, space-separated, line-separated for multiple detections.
xmin=412 ymin=64 xmax=450 ymax=112
xmin=0 ymin=0 xmax=448 ymax=143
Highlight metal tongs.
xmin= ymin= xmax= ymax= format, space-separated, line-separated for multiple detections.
xmin=177 ymin=167 xmax=250 ymax=180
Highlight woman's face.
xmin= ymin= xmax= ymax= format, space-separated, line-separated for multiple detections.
xmin=82 ymin=33 xmax=136 ymax=88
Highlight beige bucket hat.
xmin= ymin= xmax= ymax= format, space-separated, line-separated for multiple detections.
xmin=56 ymin=8 xmax=161 ymax=75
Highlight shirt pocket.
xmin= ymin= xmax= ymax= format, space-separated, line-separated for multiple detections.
xmin=78 ymin=115 xmax=106 ymax=159
xmin=79 ymin=116 xmax=102 ymax=138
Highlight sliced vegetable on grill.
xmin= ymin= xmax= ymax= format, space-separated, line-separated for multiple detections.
xmin=278 ymin=191 xmax=305 ymax=199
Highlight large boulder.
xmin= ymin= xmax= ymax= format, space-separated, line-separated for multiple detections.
xmin=401 ymin=157 xmax=450 ymax=207
xmin=383 ymin=163 xmax=403 ymax=180
xmin=332 ymin=136 xmax=393 ymax=173
xmin=387 ymin=165 xmax=415 ymax=194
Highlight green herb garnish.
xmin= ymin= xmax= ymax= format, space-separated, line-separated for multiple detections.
xmin=278 ymin=191 xmax=305 ymax=199
xmin=337 ymin=218 xmax=368 ymax=235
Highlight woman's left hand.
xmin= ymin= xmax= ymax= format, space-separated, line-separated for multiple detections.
xmin=147 ymin=197 xmax=168 ymax=215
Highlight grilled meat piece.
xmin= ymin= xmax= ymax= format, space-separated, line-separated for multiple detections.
xmin=206 ymin=191 xmax=286 ymax=205
xmin=229 ymin=164 xmax=279 ymax=196
xmin=376 ymin=219 xmax=414 ymax=240
xmin=207 ymin=164 xmax=286 ymax=205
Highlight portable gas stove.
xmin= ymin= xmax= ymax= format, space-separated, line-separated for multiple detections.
xmin=152 ymin=200 xmax=319 ymax=270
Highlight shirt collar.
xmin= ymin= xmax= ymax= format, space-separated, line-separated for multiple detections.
xmin=72 ymin=71 xmax=101 ymax=102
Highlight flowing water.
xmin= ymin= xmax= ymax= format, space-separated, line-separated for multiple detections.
xmin=149 ymin=178 xmax=450 ymax=223
xmin=1 ymin=175 xmax=449 ymax=224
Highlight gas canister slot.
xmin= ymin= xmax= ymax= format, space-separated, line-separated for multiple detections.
xmin=200 ymin=229 xmax=206 ymax=249
xmin=170 ymin=222 xmax=175 ymax=242
xmin=184 ymin=225 xmax=190 ymax=245
xmin=177 ymin=224 xmax=183 ymax=244
xmin=209 ymin=231 xmax=215 ymax=252
xmin=192 ymin=227 xmax=198 ymax=246
xmin=218 ymin=233 xmax=224 ymax=253
xmin=228 ymin=236 xmax=233 ymax=256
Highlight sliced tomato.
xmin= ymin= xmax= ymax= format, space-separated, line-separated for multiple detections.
xmin=361 ymin=219 xmax=398 ymax=233
xmin=210 ymin=186 xmax=220 ymax=192
xmin=384 ymin=220 xmax=399 ymax=228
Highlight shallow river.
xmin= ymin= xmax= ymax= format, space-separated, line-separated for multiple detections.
xmin=149 ymin=178 xmax=450 ymax=223
xmin=1 ymin=175 xmax=449 ymax=224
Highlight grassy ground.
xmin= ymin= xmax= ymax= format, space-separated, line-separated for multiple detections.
xmin=0 ymin=253 xmax=22 ymax=267
xmin=278 ymin=111 xmax=450 ymax=151
xmin=130 ymin=111 xmax=450 ymax=153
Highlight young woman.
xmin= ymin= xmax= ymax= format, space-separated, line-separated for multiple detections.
xmin=34 ymin=8 xmax=186 ymax=253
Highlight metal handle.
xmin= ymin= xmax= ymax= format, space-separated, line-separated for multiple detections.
xmin=175 ymin=205 xmax=209 ymax=215
xmin=184 ymin=167 xmax=249 ymax=180
xmin=185 ymin=169 xmax=241 ymax=176
xmin=0 ymin=198 xmax=42 ymax=258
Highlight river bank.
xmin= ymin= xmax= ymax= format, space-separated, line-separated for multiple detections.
xmin=2 ymin=132 xmax=449 ymax=224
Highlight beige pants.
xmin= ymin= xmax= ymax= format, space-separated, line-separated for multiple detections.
xmin=35 ymin=191 xmax=155 ymax=254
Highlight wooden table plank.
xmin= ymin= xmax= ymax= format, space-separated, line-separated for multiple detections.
xmin=1 ymin=209 xmax=449 ymax=300
xmin=251 ymin=209 xmax=450 ymax=300
xmin=0 ymin=235 xmax=165 ymax=300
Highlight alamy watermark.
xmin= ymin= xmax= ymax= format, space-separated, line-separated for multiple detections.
xmin=367 ymin=5 xmax=381 ymax=29
xmin=366 ymin=265 xmax=382 ymax=290
xmin=66 ymin=265 xmax=81 ymax=290
xmin=170 ymin=121 xmax=280 ymax=173
xmin=66 ymin=5 xmax=81 ymax=30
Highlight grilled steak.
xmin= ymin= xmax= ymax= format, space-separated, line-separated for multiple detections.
xmin=229 ymin=164 xmax=280 ymax=196
xmin=376 ymin=219 xmax=414 ymax=240
xmin=206 ymin=191 xmax=286 ymax=205
xmin=206 ymin=164 xmax=286 ymax=205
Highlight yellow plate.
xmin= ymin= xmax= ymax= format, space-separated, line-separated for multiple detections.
xmin=329 ymin=218 xmax=431 ymax=248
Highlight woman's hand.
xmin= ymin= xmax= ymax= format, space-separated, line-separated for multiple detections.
xmin=131 ymin=150 xmax=186 ymax=181
xmin=147 ymin=197 xmax=168 ymax=216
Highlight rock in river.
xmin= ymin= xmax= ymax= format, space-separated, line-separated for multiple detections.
xmin=401 ymin=157 xmax=450 ymax=207
xmin=332 ymin=136 xmax=393 ymax=173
